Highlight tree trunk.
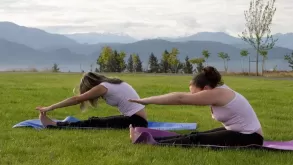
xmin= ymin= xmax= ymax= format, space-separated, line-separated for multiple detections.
xmin=249 ymin=56 xmax=250 ymax=74
xmin=256 ymin=45 xmax=259 ymax=76
xmin=223 ymin=60 xmax=226 ymax=72
xmin=224 ymin=60 xmax=228 ymax=73
xmin=241 ymin=58 xmax=244 ymax=73
xmin=262 ymin=56 xmax=266 ymax=75
xmin=262 ymin=56 xmax=265 ymax=76
xmin=225 ymin=60 xmax=228 ymax=72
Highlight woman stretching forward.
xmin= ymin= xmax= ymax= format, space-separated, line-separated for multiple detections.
xmin=36 ymin=72 xmax=148 ymax=129
xmin=129 ymin=66 xmax=263 ymax=147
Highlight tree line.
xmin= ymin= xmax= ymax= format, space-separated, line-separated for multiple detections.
xmin=95 ymin=46 xmax=276 ymax=74
xmin=96 ymin=46 xmax=194 ymax=73
xmin=96 ymin=46 xmax=143 ymax=73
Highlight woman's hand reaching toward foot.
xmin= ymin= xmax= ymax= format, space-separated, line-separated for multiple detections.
xmin=36 ymin=106 xmax=53 ymax=113
xmin=39 ymin=112 xmax=57 ymax=127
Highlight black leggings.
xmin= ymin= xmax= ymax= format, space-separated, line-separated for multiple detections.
xmin=47 ymin=114 xmax=148 ymax=129
xmin=154 ymin=127 xmax=264 ymax=147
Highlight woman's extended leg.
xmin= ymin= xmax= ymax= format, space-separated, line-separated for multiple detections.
xmin=40 ymin=113 xmax=148 ymax=129
xmin=156 ymin=129 xmax=263 ymax=146
xmin=198 ymin=127 xmax=226 ymax=133
xmin=152 ymin=127 xmax=226 ymax=142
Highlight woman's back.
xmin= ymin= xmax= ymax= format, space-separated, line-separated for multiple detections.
xmin=100 ymin=82 xmax=145 ymax=117
xmin=211 ymin=85 xmax=262 ymax=135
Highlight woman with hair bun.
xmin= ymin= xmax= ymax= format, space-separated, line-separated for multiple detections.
xmin=129 ymin=66 xmax=263 ymax=147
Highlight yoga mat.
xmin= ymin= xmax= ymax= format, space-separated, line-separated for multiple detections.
xmin=132 ymin=127 xmax=293 ymax=151
xmin=12 ymin=116 xmax=197 ymax=131
xmin=12 ymin=116 xmax=80 ymax=130
xmin=147 ymin=121 xmax=197 ymax=131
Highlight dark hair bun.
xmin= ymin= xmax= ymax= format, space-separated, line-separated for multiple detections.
xmin=203 ymin=66 xmax=222 ymax=88
xmin=203 ymin=66 xmax=217 ymax=75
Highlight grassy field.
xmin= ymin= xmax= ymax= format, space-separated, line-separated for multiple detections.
xmin=0 ymin=72 xmax=293 ymax=165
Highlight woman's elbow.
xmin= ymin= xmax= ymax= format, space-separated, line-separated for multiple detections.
xmin=177 ymin=94 xmax=198 ymax=105
xmin=177 ymin=95 xmax=186 ymax=105
xmin=72 ymin=96 xmax=83 ymax=104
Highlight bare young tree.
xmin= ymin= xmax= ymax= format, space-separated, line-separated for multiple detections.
xmin=189 ymin=57 xmax=205 ymax=73
xmin=284 ymin=51 xmax=293 ymax=70
xmin=240 ymin=49 xmax=249 ymax=73
xmin=259 ymin=50 xmax=268 ymax=74
xmin=52 ymin=63 xmax=60 ymax=72
xmin=218 ymin=52 xmax=230 ymax=73
xmin=202 ymin=50 xmax=210 ymax=66
xmin=239 ymin=0 xmax=277 ymax=76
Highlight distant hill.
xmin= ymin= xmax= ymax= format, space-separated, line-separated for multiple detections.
xmin=88 ymin=39 xmax=292 ymax=64
xmin=0 ymin=38 xmax=45 ymax=63
xmin=1 ymin=35 xmax=291 ymax=65
xmin=161 ymin=32 xmax=243 ymax=45
xmin=247 ymin=46 xmax=292 ymax=60
xmin=41 ymin=43 xmax=112 ymax=56
xmin=163 ymin=32 xmax=293 ymax=50
xmin=273 ymin=33 xmax=293 ymax=50
xmin=65 ymin=32 xmax=137 ymax=44
xmin=1 ymin=37 xmax=292 ymax=72
xmin=0 ymin=38 xmax=89 ymax=65
xmin=0 ymin=22 xmax=292 ymax=71
xmin=0 ymin=22 xmax=78 ymax=49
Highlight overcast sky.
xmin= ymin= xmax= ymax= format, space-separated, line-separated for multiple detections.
xmin=0 ymin=0 xmax=291 ymax=39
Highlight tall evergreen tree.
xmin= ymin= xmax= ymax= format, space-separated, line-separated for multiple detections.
xmin=133 ymin=54 xmax=143 ymax=72
xmin=119 ymin=51 xmax=127 ymax=72
xmin=160 ymin=50 xmax=170 ymax=73
xmin=113 ymin=50 xmax=121 ymax=72
xmin=183 ymin=56 xmax=193 ymax=74
xmin=148 ymin=52 xmax=159 ymax=73
xmin=127 ymin=54 xmax=134 ymax=72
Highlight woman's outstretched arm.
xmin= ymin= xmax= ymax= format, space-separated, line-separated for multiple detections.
xmin=36 ymin=85 xmax=107 ymax=112
xmin=129 ymin=90 xmax=220 ymax=106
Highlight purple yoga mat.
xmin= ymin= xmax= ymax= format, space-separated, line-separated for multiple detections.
xmin=135 ymin=127 xmax=179 ymax=137
xmin=132 ymin=127 xmax=293 ymax=151
xmin=263 ymin=141 xmax=293 ymax=150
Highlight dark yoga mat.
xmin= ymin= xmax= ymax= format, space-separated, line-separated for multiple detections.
xmin=132 ymin=127 xmax=293 ymax=151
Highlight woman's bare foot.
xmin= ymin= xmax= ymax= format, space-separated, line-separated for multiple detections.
xmin=129 ymin=124 xmax=134 ymax=139
xmin=129 ymin=125 xmax=141 ymax=142
xmin=39 ymin=113 xmax=57 ymax=127
xmin=129 ymin=125 xmax=158 ymax=144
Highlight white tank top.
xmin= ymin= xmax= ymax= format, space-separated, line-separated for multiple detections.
xmin=100 ymin=82 xmax=145 ymax=116
xmin=211 ymin=84 xmax=262 ymax=134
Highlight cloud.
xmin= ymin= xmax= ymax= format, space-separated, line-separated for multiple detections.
xmin=0 ymin=0 xmax=292 ymax=39
xmin=41 ymin=22 xmax=159 ymax=33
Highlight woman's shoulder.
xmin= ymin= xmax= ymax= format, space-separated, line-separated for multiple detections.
xmin=215 ymin=84 xmax=235 ymax=91
xmin=100 ymin=81 xmax=128 ymax=88
xmin=216 ymin=84 xmax=228 ymax=88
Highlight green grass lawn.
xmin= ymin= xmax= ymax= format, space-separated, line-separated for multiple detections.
xmin=0 ymin=72 xmax=293 ymax=165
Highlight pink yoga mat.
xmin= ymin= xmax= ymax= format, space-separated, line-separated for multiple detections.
xmin=132 ymin=127 xmax=293 ymax=151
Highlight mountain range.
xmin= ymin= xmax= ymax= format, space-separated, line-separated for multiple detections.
xmin=0 ymin=21 xmax=292 ymax=71
xmin=65 ymin=32 xmax=137 ymax=44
